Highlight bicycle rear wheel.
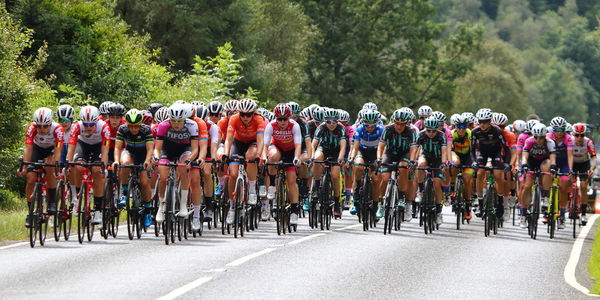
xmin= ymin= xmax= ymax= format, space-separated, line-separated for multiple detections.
xmin=234 ymin=180 xmax=242 ymax=238
xmin=29 ymin=185 xmax=40 ymax=248
xmin=54 ymin=181 xmax=64 ymax=241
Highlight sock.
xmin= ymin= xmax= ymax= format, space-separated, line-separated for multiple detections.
xmin=205 ymin=196 xmax=213 ymax=209
xmin=180 ymin=190 xmax=189 ymax=207
xmin=70 ymin=185 xmax=78 ymax=200
xmin=582 ymin=204 xmax=587 ymax=216
xmin=249 ymin=180 xmax=256 ymax=194
xmin=291 ymin=203 xmax=299 ymax=214
xmin=47 ymin=188 xmax=56 ymax=205
xmin=229 ymin=199 xmax=235 ymax=208
xmin=193 ymin=205 xmax=201 ymax=218
xmin=269 ymin=175 xmax=276 ymax=184
xmin=159 ymin=196 xmax=165 ymax=205
xmin=218 ymin=176 xmax=226 ymax=186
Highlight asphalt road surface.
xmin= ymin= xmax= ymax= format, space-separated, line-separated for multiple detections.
xmin=0 ymin=207 xmax=596 ymax=300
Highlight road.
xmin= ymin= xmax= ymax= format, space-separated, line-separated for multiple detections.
xmin=0 ymin=207 xmax=596 ymax=300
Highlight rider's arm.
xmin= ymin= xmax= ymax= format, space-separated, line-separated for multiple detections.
xmin=256 ymin=132 xmax=265 ymax=159
xmin=292 ymin=123 xmax=302 ymax=160
xmin=153 ymin=139 xmax=163 ymax=160
xmin=549 ymin=153 xmax=556 ymax=166
xmin=53 ymin=125 xmax=64 ymax=163
xmin=189 ymin=139 xmax=199 ymax=161
xmin=224 ymin=132 xmax=233 ymax=157
xmin=144 ymin=141 xmax=154 ymax=164
xmin=23 ymin=144 xmax=33 ymax=163
xmin=263 ymin=123 xmax=273 ymax=160
xmin=114 ymin=140 xmax=123 ymax=164
xmin=377 ymin=141 xmax=385 ymax=160
xmin=198 ymin=139 xmax=207 ymax=161
xmin=338 ymin=139 xmax=347 ymax=161
xmin=305 ymin=138 xmax=313 ymax=159
xmin=520 ymin=151 xmax=529 ymax=166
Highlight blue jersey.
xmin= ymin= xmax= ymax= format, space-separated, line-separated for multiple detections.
xmin=353 ymin=124 xmax=384 ymax=149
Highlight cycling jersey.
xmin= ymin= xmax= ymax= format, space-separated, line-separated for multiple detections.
xmin=217 ymin=116 xmax=229 ymax=142
xmin=106 ymin=119 xmax=126 ymax=149
xmin=307 ymin=120 xmax=320 ymax=139
xmin=25 ymin=122 xmax=64 ymax=149
xmin=226 ymin=113 xmax=266 ymax=144
xmin=416 ymin=129 xmax=446 ymax=159
xmin=516 ymin=132 xmax=530 ymax=151
xmin=264 ymin=119 xmax=302 ymax=152
xmin=380 ymin=124 xmax=417 ymax=156
xmin=294 ymin=117 xmax=310 ymax=141
xmin=441 ymin=125 xmax=453 ymax=144
xmin=353 ymin=124 xmax=384 ymax=149
xmin=192 ymin=117 xmax=210 ymax=141
xmin=573 ymin=137 xmax=596 ymax=163
xmin=156 ymin=119 xmax=199 ymax=146
xmin=116 ymin=124 xmax=154 ymax=152
xmin=546 ymin=132 xmax=573 ymax=161
xmin=314 ymin=123 xmax=346 ymax=150
xmin=344 ymin=124 xmax=354 ymax=144
xmin=205 ymin=120 xmax=220 ymax=144
xmin=471 ymin=124 xmax=510 ymax=165
xmin=414 ymin=119 xmax=425 ymax=131
xmin=523 ymin=137 xmax=556 ymax=161
xmin=451 ymin=129 xmax=471 ymax=155
xmin=503 ymin=129 xmax=517 ymax=150
xmin=69 ymin=120 xmax=111 ymax=145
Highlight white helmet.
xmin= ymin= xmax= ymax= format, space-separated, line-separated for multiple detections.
xmin=525 ymin=119 xmax=539 ymax=133
xmin=79 ymin=106 xmax=100 ymax=123
xmin=418 ymin=105 xmax=432 ymax=118
xmin=531 ymin=123 xmax=547 ymax=137
xmin=99 ymin=101 xmax=114 ymax=115
xmin=462 ymin=112 xmax=475 ymax=124
xmin=169 ymin=104 xmax=188 ymax=121
xmin=491 ymin=112 xmax=508 ymax=126
xmin=565 ymin=122 xmax=573 ymax=134
xmin=550 ymin=116 xmax=567 ymax=129
xmin=224 ymin=100 xmax=239 ymax=113
xmin=513 ymin=120 xmax=526 ymax=133
xmin=154 ymin=107 xmax=169 ymax=123
xmin=362 ymin=102 xmax=378 ymax=111
xmin=339 ymin=110 xmax=350 ymax=123
xmin=476 ymin=108 xmax=493 ymax=121
xmin=33 ymin=107 xmax=53 ymax=125
xmin=173 ymin=100 xmax=187 ymax=105
xmin=450 ymin=114 xmax=460 ymax=126
xmin=238 ymin=99 xmax=258 ymax=113
xmin=431 ymin=111 xmax=446 ymax=124
xmin=56 ymin=104 xmax=75 ymax=120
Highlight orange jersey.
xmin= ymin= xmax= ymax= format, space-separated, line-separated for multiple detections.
xmin=503 ymin=129 xmax=517 ymax=150
xmin=193 ymin=117 xmax=209 ymax=140
xmin=217 ymin=116 xmax=229 ymax=142
xmin=227 ymin=113 xmax=266 ymax=144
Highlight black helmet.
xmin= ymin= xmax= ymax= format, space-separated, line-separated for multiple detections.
xmin=107 ymin=103 xmax=126 ymax=116
xmin=148 ymin=103 xmax=164 ymax=117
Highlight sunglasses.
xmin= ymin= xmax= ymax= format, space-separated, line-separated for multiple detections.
xmin=209 ymin=113 xmax=221 ymax=117
xmin=326 ymin=119 xmax=337 ymax=124
xmin=240 ymin=112 xmax=254 ymax=118
xmin=170 ymin=120 xmax=184 ymax=124
xmin=534 ymin=136 xmax=545 ymax=140
xmin=59 ymin=118 xmax=72 ymax=123
xmin=36 ymin=124 xmax=50 ymax=129
xmin=574 ymin=133 xmax=585 ymax=137
xmin=364 ymin=123 xmax=377 ymax=128
xmin=456 ymin=124 xmax=467 ymax=129
xmin=426 ymin=129 xmax=436 ymax=133
xmin=83 ymin=122 xmax=96 ymax=127
xmin=479 ymin=120 xmax=491 ymax=124
xmin=128 ymin=124 xmax=141 ymax=129
xmin=276 ymin=117 xmax=289 ymax=122
xmin=394 ymin=121 xmax=407 ymax=126
xmin=291 ymin=114 xmax=298 ymax=119
xmin=553 ymin=128 xmax=565 ymax=133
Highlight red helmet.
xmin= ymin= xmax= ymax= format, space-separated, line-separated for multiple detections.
xmin=572 ymin=123 xmax=586 ymax=135
xmin=273 ymin=103 xmax=292 ymax=118
xmin=142 ymin=110 xmax=153 ymax=126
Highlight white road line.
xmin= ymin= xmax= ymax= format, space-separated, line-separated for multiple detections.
xmin=336 ymin=223 xmax=362 ymax=231
xmin=0 ymin=242 xmax=28 ymax=250
xmin=226 ymin=248 xmax=276 ymax=267
xmin=155 ymin=277 xmax=213 ymax=300
xmin=564 ymin=214 xmax=600 ymax=297
xmin=287 ymin=233 xmax=325 ymax=245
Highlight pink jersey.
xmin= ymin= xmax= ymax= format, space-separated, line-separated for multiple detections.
xmin=523 ymin=137 xmax=556 ymax=161
xmin=517 ymin=133 xmax=530 ymax=151
xmin=345 ymin=125 xmax=355 ymax=143
xmin=264 ymin=120 xmax=302 ymax=152
xmin=69 ymin=120 xmax=110 ymax=145
xmin=414 ymin=120 xmax=424 ymax=131
xmin=546 ymin=132 xmax=573 ymax=159
xmin=25 ymin=122 xmax=64 ymax=149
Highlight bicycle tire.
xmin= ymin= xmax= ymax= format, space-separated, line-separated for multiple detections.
xmin=53 ymin=181 xmax=64 ymax=241
xmin=40 ymin=200 xmax=48 ymax=246
xmin=86 ymin=186 xmax=94 ymax=242
xmin=126 ymin=179 xmax=134 ymax=240
xmin=276 ymin=175 xmax=284 ymax=235
xmin=234 ymin=179 xmax=243 ymax=238
xmin=571 ymin=189 xmax=578 ymax=239
xmin=530 ymin=185 xmax=540 ymax=239
xmin=77 ymin=185 xmax=86 ymax=244
xmin=549 ymin=187 xmax=558 ymax=239
xmin=455 ymin=178 xmax=463 ymax=230
xmin=29 ymin=184 xmax=40 ymax=247
xmin=133 ymin=181 xmax=142 ymax=239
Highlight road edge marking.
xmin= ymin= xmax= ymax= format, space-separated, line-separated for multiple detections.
xmin=0 ymin=242 xmax=28 ymax=250
xmin=564 ymin=214 xmax=600 ymax=297
xmin=288 ymin=233 xmax=325 ymax=245
xmin=225 ymin=247 xmax=276 ymax=267
xmin=156 ymin=276 xmax=213 ymax=300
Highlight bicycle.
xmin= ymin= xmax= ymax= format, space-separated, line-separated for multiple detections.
xmin=266 ymin=161 xmax=297 ymax=235
xmin=568 ymin=172 xmax=587 ymax=239
xmin=226 ymin=156 xmax=257 ymax=238
xmin=53 ymin=164 xmax=73 ymax=241
xmin=119 ymin=164 xmax=147 ymax=240
xmin=21 ymin=161 xmax=57 ymax=247
xmin=68 ymin=161 xmax=104 ymax=244
xmin=381 ymin=162 xmax=409 ymax=235
xmin=101 ymin=167 xmax=120 ymax=239
xmin=353 ymin=161 xmax=379 ymax=231
xmin=159 ymin=161 xmax=185 ymax=245
xmin=474 ymin=165 xmax=504 ymax=237
xmin=311 ymin=159 xmax=339 ymax=231
xmin=416 ymin=167 xmax=442 ymax=235
xmin=522 ymin=170 xmax=549 ymax=240
xmin=449 ymin=164 xmax=471 ymax=230
xmin=547 ymin=173 xmax=569 ymax=239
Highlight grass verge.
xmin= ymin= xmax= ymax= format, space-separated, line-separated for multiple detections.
xmin=589 ymin=221 xmax=600 ymax=294
xmin=0 ymin=209 xmax=28 ymax=241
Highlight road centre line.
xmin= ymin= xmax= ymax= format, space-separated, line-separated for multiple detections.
xmin=156 ymin=277 xmax=213 ymax=300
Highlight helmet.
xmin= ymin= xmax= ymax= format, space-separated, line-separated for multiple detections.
xmin=392 ymin=109 xmax=412 ymax=122
xmin=79 ymin=106 xmax=100 ymax=123
xmin=307 ymin=104 xmax=320 ymax=118
xmin=173 ymin=100 xmax=187 ymax=105
xmin=107 ymin=103 xmax=126 ymax=116
xmin=207 ymin=101 xmax=224 ymax=115
xmin=492 ymin=112 xmax=508 ymax=126
xmin=363 ymin=102 xmax=378 ymax=111
xmin=191 ymin=100 xmax=205 ymax=108
xmin=238 ymin=99 xmax=257 ymax=113
xmin=169 ymin=104 xmax=188 ymax=121
xmin=339 ymin=110 xmax=350 ymax=123
xmin=155 ymin=107 xmax=169 ymax=123
xmin=274 ymin=103 xmax=292 ymax=118
xmin=142 ymin=110 xmax=153 ymax=126
xmin=287 ymin=102 xmax=301 ymax=114
xmin=323 ymin=108 xmax=339 ymax=120
xmin=525 ymin=119 xmax=539 ymax=133
xmin=357 ymin=109 xmax=367 ymax=122
xmin=432 ymin=111 xmax=446 ymax=124
xmin=476 ymin=108 xmax=493 ymax=121
xmin=531 ymin=123 xmax=548 ymax=137
xmin=462 ymin=112 xmax=475 ymax=124
xmin=424 ymin=117 xmax=439 ymax=129
xmin=380 ymin=115 xmax=387 ymax=124
xmin=450 ymin=114 xmax=460 ymax=126
xmin=399 ymin=107 xmax=415 ymax=121
xmin=224 ymin=100 xmax=239 ymax=113
xmin=546 ymin=125 xmax=554 ymax=133
xmin=361 ymin=109 xmax=379 ymax=123
xmin=196 ymin=105 xmax=209 ymax=120
xmin=264 ymin=111 xmax=275 ymax=122
xmin=550 ymin=116 xmax=567 ymax=129
xmin=56 ymin=104 xmax=75 ymax=120
xmin=312 ymin=107 xmax=326 ymax=122
xmin=99 ymin=101 xmax=114 ymax=115
xmin=125 ymin=109 xmax=143 ymax=125
xmin=300 ymin=107 xmax=311 ymax=119
xmin=418 ymin=105 xmax=433 ymax=118
xmin=454 ymin=114 xmax=469 ymax=125
xmin=34 ymin=107 xmax=53 ymax=125
xmin=148 ymin=103 xmax=164 ymax=116
xmin=565 ymin=122 xmax=573 ymax=134
xmin=572 ymin=123 xmax=586 ymax=135
xmin=513 ymin=120 xmax=526 ymax=133
xmin=257 ymin=107 xmax=268 ymax=117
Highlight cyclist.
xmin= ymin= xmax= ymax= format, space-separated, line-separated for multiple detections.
xmin=67 ymin=106 xmax=110 ymax=223
xmin=56 ymin=105 xmax=74 ymax=164
xmin=152 ymin=107 xmax=169 ymax=138
xmin=198 ymin=103 xmax=221 ymax=222
xmin=432 ymin=111 xmax=453 ymax=204
xmin=105 ymin=103 xmax=127 ymax=205
xmin=348 ymin=109 xmax=384 ymax=219
xmin=338 ymin=110 xmax=354 ymax=209
xmin=572 ymin=123 xmax=596 ymax=225
xmin=311 ymin=108 xmax=347 ymax=216
xmin=449 ymin=113 xmax=475 ymax=220
xmin=148 ymin=103 xmax=164 ymax=120
xmin=154 ymin=103 xmax=199 ymax=223
xmin=519 ymin=123 xmax=556 ymax=228
xmin=415 ymin=117 xmax=448 ymax=225
xmin=223 ymin=99 xmax=265 ymax=224
xmin=288 ymin=102 xmax=313 ymax=213
xmin=20 ymin=108 xmax=64 ymax=226
xmin=547 ymin=116 xmax=574 ymax=229
xmin=414 ymin=105 xmax=433 ymax=131
xmin=492 ymin=112 xmax=518 ymax=220
xmin=377 ymin=108 xmax=418 ymax=221
xmin=263 ymin=103 xmax=303 ymax=224
xmin=113 ymin=109 xmax=155 ymax=227
xmin=98 ymin=101 xmax=114 ymax=121
xmin=215 ymin=99 xmax=239 ymax=197
xmin=471 ymin=108 xmax=511 ymax=219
